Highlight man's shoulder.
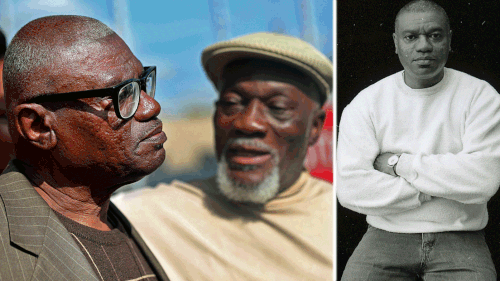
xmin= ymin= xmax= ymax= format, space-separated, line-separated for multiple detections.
xmin=0 ymin=161 xmax=47 ymax=209
xmin=112 ymin=177 xmax=217 ymax=206
xmin=160 ymin=176 xmax=219 ymax=197
xmin=444 ymin=68 xmax=499 ymax=99
xmin=348 ymin=71 xmax=402 ymax=108
xmin=361 ymin=71 xmax=402 ymax=92
xmin=446 ymin=68 xmax=494 ymax=88
xmin=0 ymin=161 xmax=99 ymax=280
xmin=308 ymin=175 xmax=333 ymax=191
xmin=187 ymin=176 xmax=219 ymax=195
xmin=446 ymin=67 xmax=479 ymax=80
xmin=303 ymin=173 xmax=333 ymax=203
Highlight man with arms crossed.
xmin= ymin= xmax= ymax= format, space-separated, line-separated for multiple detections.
xmin=113 ymin=32 xmax=333 ymax=281
xmin=0 ymin=15 xmax=169 ymax=280
xmin=337 ymin=0 xmax=500 ymax=280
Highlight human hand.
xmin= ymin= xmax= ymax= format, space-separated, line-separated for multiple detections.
xmin=374 ymin=152 xmax=398 ymax=176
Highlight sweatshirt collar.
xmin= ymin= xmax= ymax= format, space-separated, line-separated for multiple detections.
xmin=396 ymin=68 xmax=451 ymax=96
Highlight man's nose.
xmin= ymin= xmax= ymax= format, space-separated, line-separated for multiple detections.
xmin=134 ymin=91 xmax=161 ymax=121
xmin=415 ymin=35 xmax=432 ymax=52
xmin=233 ymin=100 xmax=266 ymax=136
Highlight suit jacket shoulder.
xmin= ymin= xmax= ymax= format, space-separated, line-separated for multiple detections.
xmin=0 ymin=161 xmax=169 ymax=281
xmin=0 ymin=161 xmax=99 ymax=281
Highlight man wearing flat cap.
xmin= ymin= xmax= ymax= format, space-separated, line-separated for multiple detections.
xmin=0 ymin=15 xmax=169 ymax=280
xmin=113 ymin=32 xmax=333 ymax=281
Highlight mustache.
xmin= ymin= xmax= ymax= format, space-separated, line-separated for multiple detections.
xmin=221 ymin=138 xmax=279 ymax=170
xmin=222 ymin=138 xmax=278 ymax=156
xmin=414 ymin=56 xmax=435 ymax=60
xmin=132 ymin=118 xmax=164 ymax=151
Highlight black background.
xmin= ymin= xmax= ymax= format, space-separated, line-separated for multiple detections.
xmin=337 ymin=0 xmax=500 ymax=279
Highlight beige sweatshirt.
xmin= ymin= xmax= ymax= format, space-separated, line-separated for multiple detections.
xmin=112 ymin=172 xmax=332 ymax=281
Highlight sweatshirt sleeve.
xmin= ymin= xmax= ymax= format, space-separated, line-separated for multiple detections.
xmin=396 ymin=85 xmax=500 ymax=204
xmin=337 ymin=99 xmax=427 ymax=216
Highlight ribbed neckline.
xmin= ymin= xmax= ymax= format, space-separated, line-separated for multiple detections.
xmin=54 ymin=211 xmax=127 ymax=246
xmin=395 ymin=68 xmax=451 ymax=96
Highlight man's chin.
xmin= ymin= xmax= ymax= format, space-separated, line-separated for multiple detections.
xmin=141 ymin=149 xmax=166 ymax=173
xmin=216 ymin=159 xmax=280 ymax=204
xmin=408 ymin=65 xmax=444 ymax=78
xmin=127 ymin=148 xmax=165 ymax=179
xmin=227 ymin=167 xmax=270 ymax=186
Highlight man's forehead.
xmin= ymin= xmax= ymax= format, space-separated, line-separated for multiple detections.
xmin=396 ymin=11 xmax=448 ymax=32
xmin=55 ymin=33 xmax=126 ymax=64
xmin=22 ymin=35 xmax=140 ymax=100
xmin=68 ymin=34 xmax=142 ymax=82
xmin=221 ymin=60 xmax=321 ymax=104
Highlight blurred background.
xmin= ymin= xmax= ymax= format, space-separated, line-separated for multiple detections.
xmin=0 ymin=0 xmax=333 ymax=190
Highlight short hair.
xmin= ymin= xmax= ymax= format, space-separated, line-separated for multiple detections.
xmin=0 ymin=28 xmax=6 ymax=59
xmin=395 ymin=0 xmax=450 ymax=32
xmin=3 ymin=15 xmax=115 ymax=105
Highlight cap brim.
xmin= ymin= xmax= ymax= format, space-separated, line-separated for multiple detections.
xmin=202 ymin=46 xmax=330 ymax=98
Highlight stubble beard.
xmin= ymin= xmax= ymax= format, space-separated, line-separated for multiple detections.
xmin=216 ymin=138 xmax=280 ymax=204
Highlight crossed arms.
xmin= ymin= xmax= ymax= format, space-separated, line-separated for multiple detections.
xmin=337 ymin=84 xmax=500 ymax=216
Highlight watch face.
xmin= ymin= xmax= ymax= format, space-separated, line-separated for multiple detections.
xmin=388 ymin=155 xmax=399 ymax=166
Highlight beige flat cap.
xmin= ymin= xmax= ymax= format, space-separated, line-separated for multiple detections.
xmin=201 ymin=32 xmax=333 ymax=101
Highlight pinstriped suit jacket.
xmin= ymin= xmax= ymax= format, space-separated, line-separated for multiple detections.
xmin=0 ymin=161 xmax=169 ymax=281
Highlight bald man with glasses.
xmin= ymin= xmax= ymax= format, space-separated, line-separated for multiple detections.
xmin=0 ymin=15 xmax=169 ymax=280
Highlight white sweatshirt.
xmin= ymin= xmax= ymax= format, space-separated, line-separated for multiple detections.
xmin=337 ymin=68 xmax=500 ymax=233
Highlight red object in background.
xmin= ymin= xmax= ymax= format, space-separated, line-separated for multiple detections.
xmin=304 ymin=100 xmax=333 ymax=183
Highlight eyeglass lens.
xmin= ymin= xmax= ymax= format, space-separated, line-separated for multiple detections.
xmin=117 ymin=68 xmax=156 ymax=119
xmin=146 ymin=70 xmax=156 ymax=98
xmin=118 ymin=82 xmax=140 ymax=119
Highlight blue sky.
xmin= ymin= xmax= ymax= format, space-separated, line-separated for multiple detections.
xmin=0 ymin=0 xmax=332 ymax=117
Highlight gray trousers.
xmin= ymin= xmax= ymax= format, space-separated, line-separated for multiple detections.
xmin=341 ymin=226 xmax=496 ymax=281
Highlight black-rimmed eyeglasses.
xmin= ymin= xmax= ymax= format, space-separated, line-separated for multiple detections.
xmin=27 ymin=66 xmax=156 ymax=120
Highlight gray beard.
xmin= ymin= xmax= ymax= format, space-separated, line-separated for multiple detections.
xmin=215 ymin=138 xmax=280 ymax=204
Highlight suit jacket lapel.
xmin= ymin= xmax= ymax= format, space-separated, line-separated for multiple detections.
xmin=1 ymin=169 xmax=48 ymax=257
xmin=31 ymin=211 xmax=100 ymax=281
xmin=0 ymin=162 xmax=99 ymax=281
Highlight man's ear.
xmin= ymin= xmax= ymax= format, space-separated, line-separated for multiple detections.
xmin=393 ymin=33 xmax=399 ymax=54
xmin=308 ymin=108 xmax=326 ymax=147
xmin=13 ymin=104 xmax=57 ymax=150
xmin=449 ymin=29 xmax=453 ymax=51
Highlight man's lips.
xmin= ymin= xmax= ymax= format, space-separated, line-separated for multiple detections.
xmin=414 ymin=56 xmax=435 ymax=60
xmin=141 ymin=123 xmax=167 ymax=144
xmin=226 ymin=146 xmax=272 ymax=166
xmin=414 ymin=57 xmax=435 ymax=64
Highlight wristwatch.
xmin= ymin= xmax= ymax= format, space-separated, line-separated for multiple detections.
xmin=387 ymin=154 xmax=401 ymax=176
